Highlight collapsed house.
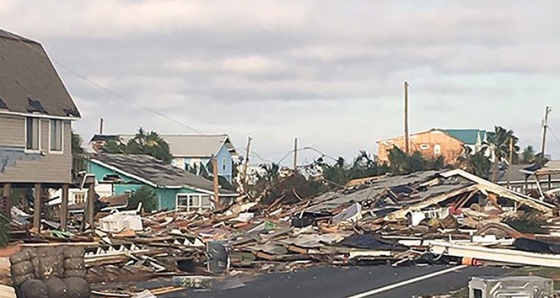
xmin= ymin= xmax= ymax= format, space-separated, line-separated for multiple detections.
xmin=2 ymin=168 xmax=560 ymax=296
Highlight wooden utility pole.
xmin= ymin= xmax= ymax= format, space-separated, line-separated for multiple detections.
xmin=61 ymin=184 xmax=69 ymax=231
xmin=507 ymin=137 xmax=514 ymax=188
xmin=87 ymin=182 xmax=95 ymax=232
xmin=404 ymin=81 xmax=410 ymax=154
xmin=293 ymin=137 xmax=298 ymax=172
xmin=541 ymin=106 xmax=551 ymax=156
xmin=33 ymin=183 xmax=41 ymax=232
xmin=211 ymin=155 xmax=222 ymax=209
xmin=99 ymin=117 xmax=104 ymax=134
xmin=242 ymin=136 xmax=252 ymax=194
xmin=1 ymin=183 xmax=11 ymax=219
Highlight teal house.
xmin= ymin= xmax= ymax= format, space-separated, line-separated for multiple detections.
xmin=87 ymin=154 xmax=237 ymax=211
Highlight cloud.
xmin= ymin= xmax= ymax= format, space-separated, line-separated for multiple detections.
xmin=2 ymin=0 xmax=560 ymax=161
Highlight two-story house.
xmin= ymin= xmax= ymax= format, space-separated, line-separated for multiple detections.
xmin=90 ymin=134 xmax=238 ymax=183
xmin=377 ymin=129 xmax=488 ymax=165
xmin=0 ymin=30 xmax=81 ymax=230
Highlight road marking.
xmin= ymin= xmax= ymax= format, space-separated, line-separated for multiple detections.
xmin=345 ymin=265 xmax=468 ymax=298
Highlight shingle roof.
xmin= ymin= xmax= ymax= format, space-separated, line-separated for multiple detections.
xmin=0 ymin=29 xmax=80 ymax=117
xmin=443 ymin=129 xmax=487 ymax=145
xmin=90 ymin=153 xmax=236 ymax=194
xmin=118 ymin=134 xmax=236 ymax=158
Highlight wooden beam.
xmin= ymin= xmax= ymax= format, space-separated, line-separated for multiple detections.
xmin=34 ymin=183 xmax=42 ymax=232
xmin=1 ymin=183 xmax=11 ymax=219
xmin=87 ymin=182 xmax=95 ymax=232
xmin=211 ymin=155 xmax=222 ymax=210
xmin=61 ymin=184 xmax=69 ymax=231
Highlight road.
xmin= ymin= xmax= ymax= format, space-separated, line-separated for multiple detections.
xmin=165 ymin=265 xmax=509 ymax=298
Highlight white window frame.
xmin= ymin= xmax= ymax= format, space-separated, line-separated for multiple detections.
xmin=176 ymin=193 xmax=213 ymax=211
xmin=419 ymin=144 xmax=430 ymax=150
xmin=24 ymin=117 xmax=41 ymax=153
xmin=176 ymin=194 xmax=200 ymax=211
xmin=49 ymin=119 xmax=64 ymax=153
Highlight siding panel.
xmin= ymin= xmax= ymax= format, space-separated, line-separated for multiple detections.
xmin=0 ymin=118 xmax=73 ymax=184
xmin=0 ymin=114 xmax=25 ymax=146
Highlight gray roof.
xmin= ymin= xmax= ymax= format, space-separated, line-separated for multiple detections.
xmin=119 ymin=134 xmax=236 ymax=158
xmin=90 ymin=153 xmax=236 ymax=194
xmin=497 ymin=161 xmax=560 ymax=182
xmin=0 ymin=29 xmax=80 ymax=117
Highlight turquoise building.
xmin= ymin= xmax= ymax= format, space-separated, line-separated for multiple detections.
xmin=87 ymin=153 xmax=237 ymax=211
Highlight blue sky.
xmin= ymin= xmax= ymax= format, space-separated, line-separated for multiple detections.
xmin=1 ymin=0 xmax=559 ymax=164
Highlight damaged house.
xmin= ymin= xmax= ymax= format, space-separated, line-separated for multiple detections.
xmin=90 ymin=134 xmax=239 ymax=183
xmin=0 ymin=29 xmax=81 ymax=231
xmin=87 ymin=154 xmax=237 ymax=211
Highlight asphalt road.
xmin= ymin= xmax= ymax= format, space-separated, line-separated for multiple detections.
xmin=165 ymin=265 xmax=510 ymax=298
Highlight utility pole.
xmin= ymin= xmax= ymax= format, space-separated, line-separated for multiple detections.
xmin=242 ymin=136 xmax=252 ymax=194
xmin=404 ymin=81 xmax=410 ymax=154
xmin=211 ymin=155 xmax=222 ymax=210
xmin=293 ymin=137 xmax=298 ymax=173
xmin=541 ymin=106 xmax=552 ymax=157
xmin=507 ymin=137 xmax=514 ymax=188
xmin=99 ymin=117 xmax=104 ymax=134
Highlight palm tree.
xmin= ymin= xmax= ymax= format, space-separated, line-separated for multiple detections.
xmin=103 ymin=128 xmax=172 ymax=163
xmin=521 ymin=145 xmax=536 ymax=164
xmin=388 ymin=146 xmax=409 ymax=175
xmin=458 ymin=145 xmax=491 ymax=178
xmin=486 ymin=126 xmax=519 ymax=182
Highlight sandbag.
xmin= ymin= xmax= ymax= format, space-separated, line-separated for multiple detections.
xmin=19 ymin=279 xmax=48 ymax=298
xmin=30 ymin=257 xmax=40 ymax=275
xmin=37 ymin=255 xmax=61 ymax=280
xmin=12 ymin=273 xmax=35 ymax=287
xmin=64 ymin=277 xmax=90 ymax=298
xmin=63 ymin=258 xmax=85 ymax=270
xmin=11 ymin=260 xmax=34 ymax=276
xmin=46 ymin=277 xmax=68 ymax=298
xmin=64 ymin=269 xmax=86 ymax=278
xmin=36 ymin=246 xmax=54 ymax=258
xmin=63 ymin=247 xmax=85 ymax=259
xmin=9 ymin=250 xmax=30 ymax=264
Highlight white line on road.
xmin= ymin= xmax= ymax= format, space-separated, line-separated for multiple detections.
xmin=345 ymin=265 xmax=468 ymax=298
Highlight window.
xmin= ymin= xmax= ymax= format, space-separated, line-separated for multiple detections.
xmin=25 ymin=117 xmax=40 ymax=151
xmin=222 ymin=158 xmax=226 ymax=171
xmin=177 ymin=194 xmax=201 ymax=211
xmin=434 ymin=144 xmax=441 ymax=155
xmin=74 ymin=192 xmax=86 ymax=205
xmin=419 ymin=144 xmax=430 ymax=150
xmin=50 ymin=119 xmax=63 ymax=152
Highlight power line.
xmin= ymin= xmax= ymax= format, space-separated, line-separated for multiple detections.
xmin=11 ymin=34 xmax=204 ymax=134
xmin=548 ymin=127 xmax=560 ymax=147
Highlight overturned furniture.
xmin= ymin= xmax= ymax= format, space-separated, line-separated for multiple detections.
xmin=10 ymin=245 xmax=90 ymax=298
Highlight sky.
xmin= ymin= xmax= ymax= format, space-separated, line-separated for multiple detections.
xmin=2 ymin=0 xmax=560 ymax=165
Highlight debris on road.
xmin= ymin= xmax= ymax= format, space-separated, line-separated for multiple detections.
xmin=3 ymin=169 xmax=560 ymax=296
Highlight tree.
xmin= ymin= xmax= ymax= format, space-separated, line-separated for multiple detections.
xmin=103 ymin=128 xmax=172 ymax=163
xmin=486 ymin=126 xmax=519 ymax=182
xmin=388 ymin=147 xmax=409 ymax=175
xmin=350 ymin=150 xmax=379 ymax=179
xmin=458 ymin=146 xmax=492 ymax=178
xmin=128 ymin=186 xmax=158 ymax=212
xmin=521 ymin=145 xmax=536 ymax=164
xmin=71 ymin=131 xmax=85 ymax=155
